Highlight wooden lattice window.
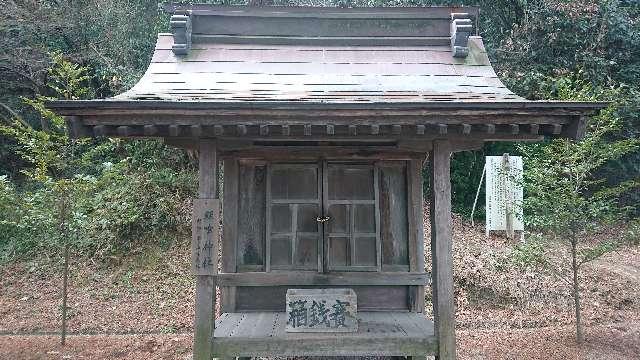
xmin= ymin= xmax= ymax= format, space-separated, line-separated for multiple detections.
xmin=267 ymin=163 xmax=322 ymax=271
xmin=325 ymin=164 xmax=380 ymax=271
xmin=235 ymin=160 xmax=410 ymax=273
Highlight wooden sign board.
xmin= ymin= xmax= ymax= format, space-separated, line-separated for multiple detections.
xmin=485 ymin=155 xmax=524 ymax=236
xmin=192 ymin=198 xmax=220 ymax=275
xmin=286 ymin=288 xmax=358 ymax=333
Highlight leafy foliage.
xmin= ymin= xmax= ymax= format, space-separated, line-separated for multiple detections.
xmin=0 ymin=52 xmax=196 ymax=261
xmin=1 ymin=0 xmax=639 ymax=262
xmin=518 ymin=75 xmax=639 ymax=342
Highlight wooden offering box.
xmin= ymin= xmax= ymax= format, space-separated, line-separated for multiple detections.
xmin=286 ymin=288 xmax=357 ymax=332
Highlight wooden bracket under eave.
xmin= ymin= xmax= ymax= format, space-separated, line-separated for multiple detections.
xmin=450 ymin=13 xmax=473 ymax=58
xmin=562 ymin=115 xmax=588 ymax=140
xmin=64 ymin=116 xmax=91 ymax=138
xmin=171 ymin=13 xmax=192 ymax=55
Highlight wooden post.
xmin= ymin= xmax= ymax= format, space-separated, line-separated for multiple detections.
xmin=194 ymin=139 xmax=217 ymax=360
xmin=408 ymin=157 xmax=426 ymax=313
xmin=502 ymin=153 xmax=514 ymax=239
xmin=430 ymin=140 xmax=456 ymax=360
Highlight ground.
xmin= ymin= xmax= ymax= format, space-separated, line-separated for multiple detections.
xmin=1 ymin=214 xmax=638 ymax=359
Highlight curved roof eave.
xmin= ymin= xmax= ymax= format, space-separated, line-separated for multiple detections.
xmin=48 ymin=5 xmax=607 ymax=141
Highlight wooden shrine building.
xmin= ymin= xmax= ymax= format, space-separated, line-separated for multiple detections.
xmin=49 ymin=5 xmax=605 ymax=360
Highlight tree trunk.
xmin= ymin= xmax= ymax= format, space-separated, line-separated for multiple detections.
xmin=61 ymin=243 xmax=69 ymax=345
xmin=571 ymin=239 xmax=584 ymax=343
xmin=59 ymin=193 xmax=70 ymax=346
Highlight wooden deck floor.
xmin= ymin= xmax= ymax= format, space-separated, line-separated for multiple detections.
xmin=213 ymin=312 xmax=436 ymax=357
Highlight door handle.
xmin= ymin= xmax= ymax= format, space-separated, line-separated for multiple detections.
xmin=316 ymin=216 xmax=330 ymax=223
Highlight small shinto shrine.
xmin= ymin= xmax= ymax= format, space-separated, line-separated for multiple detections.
xmin=50 ymin=5 xmax=605 ymax=360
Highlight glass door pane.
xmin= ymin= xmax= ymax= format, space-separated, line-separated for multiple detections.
xmin=325 ymin=164 xmax=379 ymax=271
xmin=268 ymin=164 xmax=321 ymax=271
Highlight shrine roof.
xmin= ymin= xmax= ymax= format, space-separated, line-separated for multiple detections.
xmin=112 ymin=36 xmax=517 ymax=103
xmin=48 ymin=5 xmax=606 ymax=141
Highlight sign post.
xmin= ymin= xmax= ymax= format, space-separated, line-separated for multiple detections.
xmin=485 ymin=154 xmax=524 ymax=238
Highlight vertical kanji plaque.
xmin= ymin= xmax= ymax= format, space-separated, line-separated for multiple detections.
xmin=192 ymin=198 xmax=220 ymax=275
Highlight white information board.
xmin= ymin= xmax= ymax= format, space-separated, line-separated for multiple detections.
xmin=485 ymin=155 xmax=524 ymax=236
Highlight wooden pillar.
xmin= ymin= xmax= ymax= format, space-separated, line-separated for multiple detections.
xmin=408 ymin=157 xmax=426 ymax=313
xmin=429 ymin=139 xmax=456 ymax=360
xmin=194 ymin=139 xmax=217 ymax=360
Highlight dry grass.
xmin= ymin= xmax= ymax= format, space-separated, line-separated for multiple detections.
xmin=1 ymin=210 xmax=639 ymax=359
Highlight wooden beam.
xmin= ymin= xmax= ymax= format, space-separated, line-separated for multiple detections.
xmin=67 ymin=116 xmax=90 ymax=138
xmin=215 ymin=272 xmax=430 ymax=286
xmin=566 ymin=115 xmax=587 ymax=140
xmin=143 ymin=124 xmax=158 ymax=136
xmin=116 ymin=125 xmax=132 ymax=137
xmin=93 ymin=125 xmax=108 ymax=137
xmin=194 ymin=139 xmax=217 ymax=360
xmin=485 ymin=123 xmax=495 ymax=134
xmin=66 ymin=106 xmax=588 ymax=120
xmin=191 ymin=124 xmax=203 ymax=137
xmin=450 ymin=140 xmax=483 ymax=152
xmin=326 ymin=124 xmax=335 ymax=135
xmin=169 ymin=124 xmax=180 ymax=137
xmin=430 ymin=139 xmax=456 ymax=360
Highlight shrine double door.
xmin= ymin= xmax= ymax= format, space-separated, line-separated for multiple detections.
xmin=238 ymin=160 xmax=411 ymax=274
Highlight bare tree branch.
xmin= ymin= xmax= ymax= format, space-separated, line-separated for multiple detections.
xmin=0 ymin=101 xmax=31 ymax=128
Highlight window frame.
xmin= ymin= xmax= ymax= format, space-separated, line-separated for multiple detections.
xmin=244 ymin=159 xmax=409 ymax=274
xmin=323 ymin=162 xmax=381 ymax=272
xmin=265 ymin=162 xmax=324 ymax=272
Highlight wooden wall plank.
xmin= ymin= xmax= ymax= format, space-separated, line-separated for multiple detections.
xmin=235 ymin=286 xmax=410 ymax=312
xmin=237 ymin=161 xmax=267 ymax=269
xmin=222 ymin=158 xmax=239 ymax=312
xmin=379 ymin=162 xmax=409 ymax=268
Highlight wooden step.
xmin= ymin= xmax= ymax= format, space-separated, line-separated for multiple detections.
xmin=213 ymin=311 xmax=436 ymax=357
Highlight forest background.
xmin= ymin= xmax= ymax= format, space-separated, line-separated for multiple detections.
xmin=1 ymin=0 xmax=640 ymax=357
xmin=2 ymin=0 xmax=638 ymax=262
